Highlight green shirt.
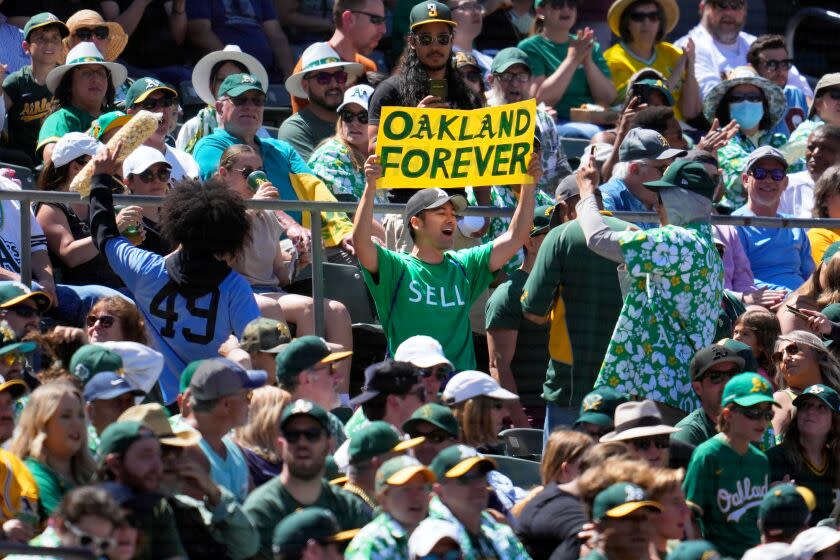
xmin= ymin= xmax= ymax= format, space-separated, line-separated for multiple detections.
xmin=24 ymin=458 xmax=72 ymax=522
xmin=36 ymin=106 xmax=97 ymax=156
xmin=683 ymin=434 xmax=768 ymax=558
xmin=134 ymin=497 xmax=187 ymax=560
xmin=362 ymin=242 xmax=497 ymax=372
xmin=345 ymin=512 xmax=409 ymax=560
xmin=595 ymin=224 xmax=724 ymax=412
xmin=767 ymin=445 xmax=839 ymax=524
xmin=3 ymin=65 xmax=52 ymax=160
xmin=277 ymin=109 xmax=337 ymax=161
xmin=516 ymin=34 xmax=612 ymax=120
xmin=521 ymin=218 xmax=627 ymax=406
xmin=243 ymin=477 xmax=372 ymax=560
xmin=485 ymin=269 xmax=550 ymax=409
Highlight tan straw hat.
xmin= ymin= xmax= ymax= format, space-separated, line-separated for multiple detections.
xmin=607 ymin=0 xmax=679 ymax=38
xmin=63 ymin=10 xmax=128 ymax=62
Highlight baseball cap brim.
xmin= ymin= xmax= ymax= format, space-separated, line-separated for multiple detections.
xmin=223 ymin=83 xmax=264 ymax=98
xmin=732 ymin=394 xmax=780 ymax=408
xmin=402 ymin=416 xmax=458 ymax=437
xmin=384 ymin=464 xmax=436 ymax=486
xmin=131 ymin=85 xmax=177 ymax=106
xmin=393 ymin=435 xmax=426 ymax=452
xmin=159 ymin=427 xmax=201 ymax=448
xmin=654 ymin=148 xmax=687 ymax=160
xmin=747 ymin=153 xmax=787 ymax=171
xmin=0 ymin=379 xmax=27 ymax=400
xmin=327 ymin=529 xmax=360 ymax=543
xmin=792 ymin=392 xmax=838 ymax=412
xmin=0 ymin=341 xmax=37 ymax=355
xmin=444 ymin=456 xmax=496 ymax=478
xmin=27 ymin=20 xmax=69 ymax=39
xmin=348 ymin=389 xmax=379 ymax=407
xmin=574 ymin=411 xmax=613 ymax=427
xmin=605 ymin=500 xmax=662 ymax=518
xmin=0 ymin=290 xmax=52 ymax=312
xmin=320 ymin=350 xmax=353 ymax=365
xmin=90 ymin=384 xmax=145 ymax=401
xmin=425 ymin=194 xmax=468 ymax=214
xmin=410 ymin=18 xmax=457 ymax=29
xmin=244 ymin=369 xmax=269 ymax=389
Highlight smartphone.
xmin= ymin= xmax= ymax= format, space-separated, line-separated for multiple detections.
xmin=785 ymin=304 xmax=810 ymax=320
xmin=429 ymin=79 xmax=448 ymax=101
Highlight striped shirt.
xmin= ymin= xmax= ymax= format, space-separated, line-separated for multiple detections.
xmin=0 ymin=14 xmax=30 ymax=75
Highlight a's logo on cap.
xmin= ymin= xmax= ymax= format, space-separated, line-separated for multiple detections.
xmin=583 ymin=394 xmax=604 ymax=412
xmin=433 ymin=188 xmax=447 ymax=197
xmin=144 ymin=78 xmax=163 ymax=89
xmin=421 ymin=405 xmax=433 ymax=418
xmin=277 ymin=323 xmax=291 ymax=339
xmin=808 ymin=385 xmax=825 ymax=394
xmin=711 ymin=346 xmax=728 ymax=360
xmin=750 ymin=376 xmax=768 ymax=393
xmin=624 ymin=484 xmax=645 ymax=502
xmin=350 ymin=87 xmax=366 ymax=99
xmin=241 ymin=75 xmax=256 ymax=84
xmin=427 ymin=2 xmax=438 ymax=16
xmin=655 ymin=133 xmax=669 ymax=147
xmin=681 ymin=178 xmax=689 ymax=186
xmin=45 ymin=14 xmax=58 ymax=21
xmin=290 ymin=399 xmax=313 ymax=413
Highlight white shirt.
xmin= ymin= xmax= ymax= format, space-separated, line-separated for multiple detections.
xmin=163 ymin=144 xmax=200 ymax=180
xmin=675 ymin=25 xmax=814 ymax=98
xmin=0 ymin=176 xmax=46 ymax=275
xmin=778 ymin=170 xmax=815 ymax=218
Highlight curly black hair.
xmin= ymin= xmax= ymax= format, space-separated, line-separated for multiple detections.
xmin=394 ymin=40 xmax=481 ymax=110
xmin=161 ymin=178 xmax=251 ymax=257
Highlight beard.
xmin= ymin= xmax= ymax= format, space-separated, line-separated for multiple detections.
xmin=287 ymin=456 xmax=326 ymax=481
xmin=309 ymin=89 xmax=343 ymax=111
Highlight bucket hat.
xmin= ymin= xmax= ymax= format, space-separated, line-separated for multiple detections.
xmin=192 ymin=45 xmax=269 ymax=106
xmin=702 ymin=66 xmax=786 ymax=129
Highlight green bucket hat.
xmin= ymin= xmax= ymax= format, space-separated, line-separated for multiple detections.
xmin=280 ymin=399 xmax=331 ymax=432
xmin=240 ymin=318 xmax=292 ymax=354
xmin=23 ymin=13 xmax=68 ymax=41
xmin=721 ymin=372 xmax=779 ymax=408
xmin=69 ymin=344 xmax=124 ymax=385
xmin=216 ymin=73 xmax=265 ymax=100
xmin=592 ymin=482 xmax=662 ymax=522
xmin=644 ymin=160 xmax=717 ymax=201
xmin=98 ymin=420 xmax=157 ymax=458
xmin=271 ymin=508 xmax=358 ymax=556
xmin=348 ymin=421 xmax=425 ymax=465
xmin=402 ymin=403 xmax=460 ymax=437
xmin=792 ymin=384 xmax=840 ymax=414
xmin=375 ymin=455 xmax=435 ymax=493
xmin=89 ymin=111 xmax=131 ymax=140
xmin=430 ymin=444 xmax=495 ymax=481
xmin=409 ymin=1 xmax=456 ymax=30
xmin=124 ymin=77 xmax=178 ymax=109
xmin=490 ymin=47 xmax=530 ymax=74
xmin=575 ymin=387 xmax=629 ymax=427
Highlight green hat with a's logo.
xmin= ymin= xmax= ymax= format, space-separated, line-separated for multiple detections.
xmin=592 ymin=482 xmax=662 ymax=522
xmin=23 ymin=13 xmax=68 ymax=41
xmin=280 ymin=399 xmax=331 ymax=432
xmin=124 ymin=77 xmax=178 ymax=109
xmin=430 ymin=444 xmax=495 ymax=480
xmin=271 ymin=508 xmax=358 ymax=556
xmin=0 ymin=282 xmax=52 ymax=312
xmin=217 ymin=73 xmax=265 ymax=100
xmin=98 ymin=420 xmax=157 ymax=458
xmin=793 ymin=384 xmax=840 ymax=414
xmin=531 ymin=205 xmax=560 ymax=237
xmin=490 ymin=47 xmax=531 ymax=74
xmin=409 ymin=1 xmax=456 ymax=30
xmin=69 ymin=344 xmax=124 ymax=385
xmin=240 ymin=318 xmax=292 ymax=354
xmin=402 ymin=403 xmax=460 ymax=437
xmin=665 ymin=540 xmax=721 ymax=560
xmin=348 ymin=421 xmax=425 ymax=465
xmin=89 ymin=111 xmax=131 ymax=140
xmin=275 ymin=336 xmax=352 ymax=385
xmin=375 ymin=455 xmax=436 ymax=493
xmin=575 ymin=387 xmax=629 ymax=427
xmin=718 ymin=338 xmax=760 ymax=372
xmin=721 ymin=372 xmax=779 ymax=408
xmin=644 ymin=160 xmax=717 ymax=201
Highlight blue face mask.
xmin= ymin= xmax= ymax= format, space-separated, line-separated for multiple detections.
xmin=729 ymin=100 xmax=764 ymax=130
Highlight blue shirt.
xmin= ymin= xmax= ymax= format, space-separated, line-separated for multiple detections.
xmin=186 ymin=0 xmax=276 ymax=71
xmin=732 ymin=206 xmax=814 ymax=291
xmin=769 ymin=85 xmax=809 ymax=138
xmin=104 ymin=237 xmax=259 ymax=403
xmin=198 ymin=436 xmax=250 ymax=503
xmin=599 ymin=177 xmax=656 ymax=230
xmin=0 ymin=16 xmax=29 ymax=75
xmin=194 ymin=128 xmax=312 ymax=223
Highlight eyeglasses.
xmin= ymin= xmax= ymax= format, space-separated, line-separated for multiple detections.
xmin=65 ymin=521 xmax=115 ymax=556
xmin=496 ymin=71 xmax=531 ymax=83
xmin=772 ymin=343 xmax=805 ymax=363
xmin=74 ymin=26 xmax=110 ymax=40
xmin=419 ymin=367 xmax=450 ymax=381
xmin=283 ymin=427 xmax=326 ymax=444
xmin=139 ymin=96 xmax=176 ymax=111
xmin=350 ymin=10 xmax=386 ymax=24
xmin=225 ymin=95 xmax=266 ymax=107
xmin=3 ymin=306 xmax=39 ymax=318
xmin=339 ymin=109 xmax=369 ymax=124
xmin=630 ymin=435 xmax=670 ymax=450
xmin=749 ymin=167 xmax=786 ymax=181
xmin=760 ymin=58 xmax=793 ymax=71
xmin=629 ymin=10 xmax=661 ymax=22
xmin=452 ymin=1 xmax=481 ymax=12
xmin=86 ymin=314 xmax=115 ymax=328
xmin=728 ymin=93 xmax=763 ymax=103
xmin=735 ymin=406 xmax=775 ymax=421
xmin=819 ymin=89 xmax=840 ymax=101
xmin=409 ymin=429 xmax=455 ymax=444
xmin=1 ymin=352 xmax=25 ymax=367
xmin=461 ymin=70 xmax=483 ymax=83
xmin=414 ymin=33 xmax=453 ymax=46
xmin=235 ymin=166 xmax=265 ymax=179
xmin=419 ymin=551 xmax=463 ymax=560
xmin=134 ymin=168 xmax=171 ymax=184
xmin=701 ymin=369 xmax=738 ymax=384
xmin=305 ymin=71 xmax=348 ymax=85
xmin=709 ymin=0 xmax=744 ymax=9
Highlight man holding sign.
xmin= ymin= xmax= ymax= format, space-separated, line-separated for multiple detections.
xmin=353 ymin=153 xmax=541 ymax=371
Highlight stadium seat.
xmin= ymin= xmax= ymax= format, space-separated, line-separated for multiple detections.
xmin=178 ymin=80 xmax=205 ymax=120
xmin=263 ymin=84 xmax=293 ymax=127
xmin=322 ymin=263 xmax=381 ymax=329
xmin=499 ymin=428 xmax=544 ymax=459
xmin=486 ymin=454 xmax=542 ymax=489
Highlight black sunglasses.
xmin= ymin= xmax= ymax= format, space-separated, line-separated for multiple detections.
xmin=749 ymin=167 xmax=786 ymax=182
xmin=461 ymin=70 xmax=483 ymax=83
xmin=629 ymin=10 xmax=660 ymax=22
xmin=630 ymin=435 xmax=670 ymax=450
xmin=760 ymin=59 xmax=793 ymax=71
xmin=228 ymin=95 xmax=266 ymax=107
xmin=74 ymin=26 xmax=109 ymax=40
xmin=135 ymin=168 xmax=172 ymax=183
xmin=283 ymin=428 xmax=325 ymax=444
xmin=414 ymin=33 xmax=452 ymax=46
xmin=736 ymin=406 xmax=774 ymax=421
xmin=235 ymin=166 xmax=265 ymax=179
xmin=139 ymin=96 xmax=176 ymax=111
xmin=339 ymin=109 xmax=369 ymax=124
xmin=419 ymin=367 xmax=450 ymax=381
xmin=409 ymin=429 xmax=455 ymax=444
xmin=709 ymin=0 xmax=744 ymax=9
xmin=350 ymin=10 xmax=386 ymax=24
xmin=819 ymin=89 xmax=840 ymax=101
xmin=306 ymin=71 xmax=348 ymax=86
xmin=4 ymin=306 xmax=39 ymax=318
xmin=496 ymin=71 xmax=531 ymax=83
xmin=86 ymin=314 xmax=115 ymax=328
xmin=701 ymin=369 xmax=738 ymax=385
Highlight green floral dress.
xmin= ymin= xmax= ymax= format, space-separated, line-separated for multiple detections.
xmin=344 ymin=513 xmax=409 ymax=560
xmin=308 ymin=138 xmax=389 ymax=204
xmin=594 ymin=223 xmax=724 ymax=412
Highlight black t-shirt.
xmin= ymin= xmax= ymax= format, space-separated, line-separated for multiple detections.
xmin=516 ymin=485 xmax=585 ymax=560
xmin=116 ymin=0 xmax=183 ymax=67
xmin=2 ymin=0 xmax=99 ymax=21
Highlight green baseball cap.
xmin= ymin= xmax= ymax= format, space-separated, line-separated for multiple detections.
xmin=721 ymin=372 xmax=779 ymax=408
xmin=0 ymin=341 xmax=37 ymax=357
xmin=0 ymin=282 xmax=51 ymax=312
xmin=591 ymin=482 xmax=662 ymax=522
xmin=348 ymin=421 xmax=425 ymax=465
xmin=718 ymin=338 xmax=760 ymax=372
xmin=644 ymin=160 xmax=717 ymax=201
xmin=69 ymin=344 xmax=124 ymax=385
xmin=23 ymin=13 xmax=68 ymax=42
xmin=665 ymin=540 xmax=721 ymax=560
xmin=403 ymin=403 xmax=460 ymax=437
xmin=98 ymin=420 xmax=157 ymax=458
xmin=275 ymin=336 xmax=352 ymax=385
xmin=793 ymin=384 xmax=840 ymax=414
xmin=124 ymin=77 xmax=177 ymax=109
xmin=823 ymin=241 xmax=840 ymax=263
xmin=758 ymin=484 xmax=812 ymax=535
xmin=271 ymin=508 xmax=358 ymax=555
xmin=630 ymin=78 xmax=675 ymax=106
xmin=280 ymin=399 xmax=331 ymax=432
xmin=430 ymin=444 xmax=495 ymax=480
xmin=490 ymin=47 xmax=531 ymax=74
xmin=531 ymin=205 xmax=559 ymax=237
xmin=217 ymin=73 xmax=265 ymax=100
xmin=375 ymin=455 xmax=435 ymax=493
xmin=239 ymin=318 xmax=292 ymax=353
xmin=89 ymin=111 xmax=131 ymax=140
xmin=409 ymin=1 xmax=456 ymax=30
xmin=179 ymin=360 xmax=203 ymax=394
xmin=575 ymin=387 xmax=629 ymax=427
xmin=824 ymin=303 xmax=840 ymax=324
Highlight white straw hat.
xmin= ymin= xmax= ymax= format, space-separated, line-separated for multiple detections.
xmin=46 ymin=41 xmax=127 ymax=94
xmin=284 ymin=42 xmax=364 ymax=99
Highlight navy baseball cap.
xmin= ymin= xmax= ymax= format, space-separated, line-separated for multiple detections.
xmin=83 ymin=371 xmax=145 ymax=403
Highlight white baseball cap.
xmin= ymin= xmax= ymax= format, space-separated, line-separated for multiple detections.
xmin=52 ymin=132 xmax=102 ymax=167
xmin=442 ymin=370 xmax=517 ymax=405
xmin=122 ymin=145 xmax=171 ymax=177
xmin=792 ymin=527 xmax=840 ymax=559
xmin=408 ymin=518 xmax=461 ymax=559
xmin=337 ymin=84 xmax=374 ymax=113
xmin=100 ymin=341 xmax=163 ymax=399
xmin=394 ymin=335 xmax=453 ymax=370
xmin=742 ymin=543 xmax=796 ymax=560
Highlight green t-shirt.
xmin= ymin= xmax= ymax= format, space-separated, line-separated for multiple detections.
xmin=516 ymin=34 xmax=612 ymax=120
xmin=672 ymin=408 xmax=716 ymax=447
xmin=520 ymin=218 xmax=627 ymax=406
xmin=3 ymin=65 xmax=52 ymax=160
xmin=24 ymin=458 xmax=72 ymax=522
xmin=767 ymin=445 xmax=839 ymax=524
xmin=683 ymin=434 xmax=768 ymax=558
xmin=36 ymin=106 xmax=97 ymax=156
xmin=134 ymin=497 xmax=186 ymax=560
xmin=485 ymin=268 xmax=550 ymax=408
xmin=277 ymin=109 xmax=337 ymax=161
xmin=243 ymin=477 xmax=372 ymax=559
xmin=362 ymin=242 xmax=496 ymax=371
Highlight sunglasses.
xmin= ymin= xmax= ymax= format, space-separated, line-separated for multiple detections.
xmin=3 ymin=306 xmax=39 ymax=318
xmin=135 ymin=169 xmax=172 ymax=183
xmin=1 ymin=352 xmax=25 ymax=367
xmin=709 ymin=0 xmax=744 ymax=9
xmin=414 ymin=33 xmax=453 ymax=46
xmin=496 ymin=71 xmax=531 ymax=83
xmin=227 ymin=95 xmax=266 ymax=107
xmin=729 ymin=93 xmax=763 ymax=103
xmin=235 ymin=166 xmax=265 ymax=179
xmin=283 ymin=427 xmax=326 ymax=444
xmin=461 ymin=70 xmax=483 ymax=83
xmin=735 ymin=406 xmax=775 ymax=421
xmin=702 ymin=369 xmax=738 ymax=384
xmin=306 ymin=71 xmax=348 ymax=85
xmin=74 ymin=26 xmax=110 ymax=40
xmin=339 ymin=109 xmax=369 ymax=124
xmin=630 ymin=435 xmax=670 ymax=450
xmin=419 ymin=551 xmax=463 ymax=560
xmin=410 ymin=429 xmax=455 ymax=444
xmin=86 ymin=314 xmax=115 ymax=328
xmin=419 ymin=367 xmax=450 ymax=381
xmin=749 ymin=167 xmax=786 ymax=181
xmin=139 ymin=96 xmax=176 ymax=111
xmin=760 ymin=58 xmax=793 ymax=71
xmin=65 ymin=521 xmax=115 ymax=556
xmin=351 ymin=10 xmax=386 ymax=24
xmin=819 ymin=89 xmax=840 ymax=101
xmin=629 ymin=10 xmax=660 ymax=22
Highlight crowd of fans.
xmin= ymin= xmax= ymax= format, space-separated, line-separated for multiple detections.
xmin=0 ymin=0 xmax=839 ymax=559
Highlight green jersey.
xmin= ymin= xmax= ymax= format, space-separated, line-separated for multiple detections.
xmin=362 ymin=242 xmax=496 ymax=371
xmin=3 ymin=65 xmax=52 ymax=159
xmin=36 ymin=106 xmax=97 ymax=156
xmin=767 ymin=445 xmax=839 ymax=524
xmin=345 ymin=512 xmax=409 ymax=560
xmin=243 ymin=477 xmax=372 ymax=559
xmin=24 ymin=458 xmax=72 ymax=522
xmin=683 ymin=434 xmax=768 ymax=558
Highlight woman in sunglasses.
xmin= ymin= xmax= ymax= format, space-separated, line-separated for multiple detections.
xmin=604 ymin=0 xmax=701 ymax=121
xmin=121 ymin=146 xmax=173 ymax=256
xmin=86 ymin=296 xmax=149 ymax=345
xmin=442 ymin=370 xmax=518 ymax=454
xmin=767 ymin=383 xmax=840 ymax=524
xmin=785 ymin=74 xmax=840 ymax=166
xmin=600 ymin=399 xmax=678 ymax=468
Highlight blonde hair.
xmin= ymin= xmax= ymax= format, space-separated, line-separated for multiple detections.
xmin=541 ymin=430 xmax=593 ymax=484
xmin=450 ymin=396 xmax=501 ymax=448
xmin=10 ymin=381 xmax=95 ymax=485
xmin=233 ymin=386 xmax=291 ymax=463
xmin=219 ymin=144 xmax=258 ymax=173
xmin=577 ymin=458 xmax=655 ymax=515
xmin=647 ymin=468 xmax=684 ymax=501
xmin=775 ymin=331 xmax=840 ymax=391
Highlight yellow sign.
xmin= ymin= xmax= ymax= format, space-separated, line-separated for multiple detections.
xmin=375 ymin=99 xmax=537 ymax=189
